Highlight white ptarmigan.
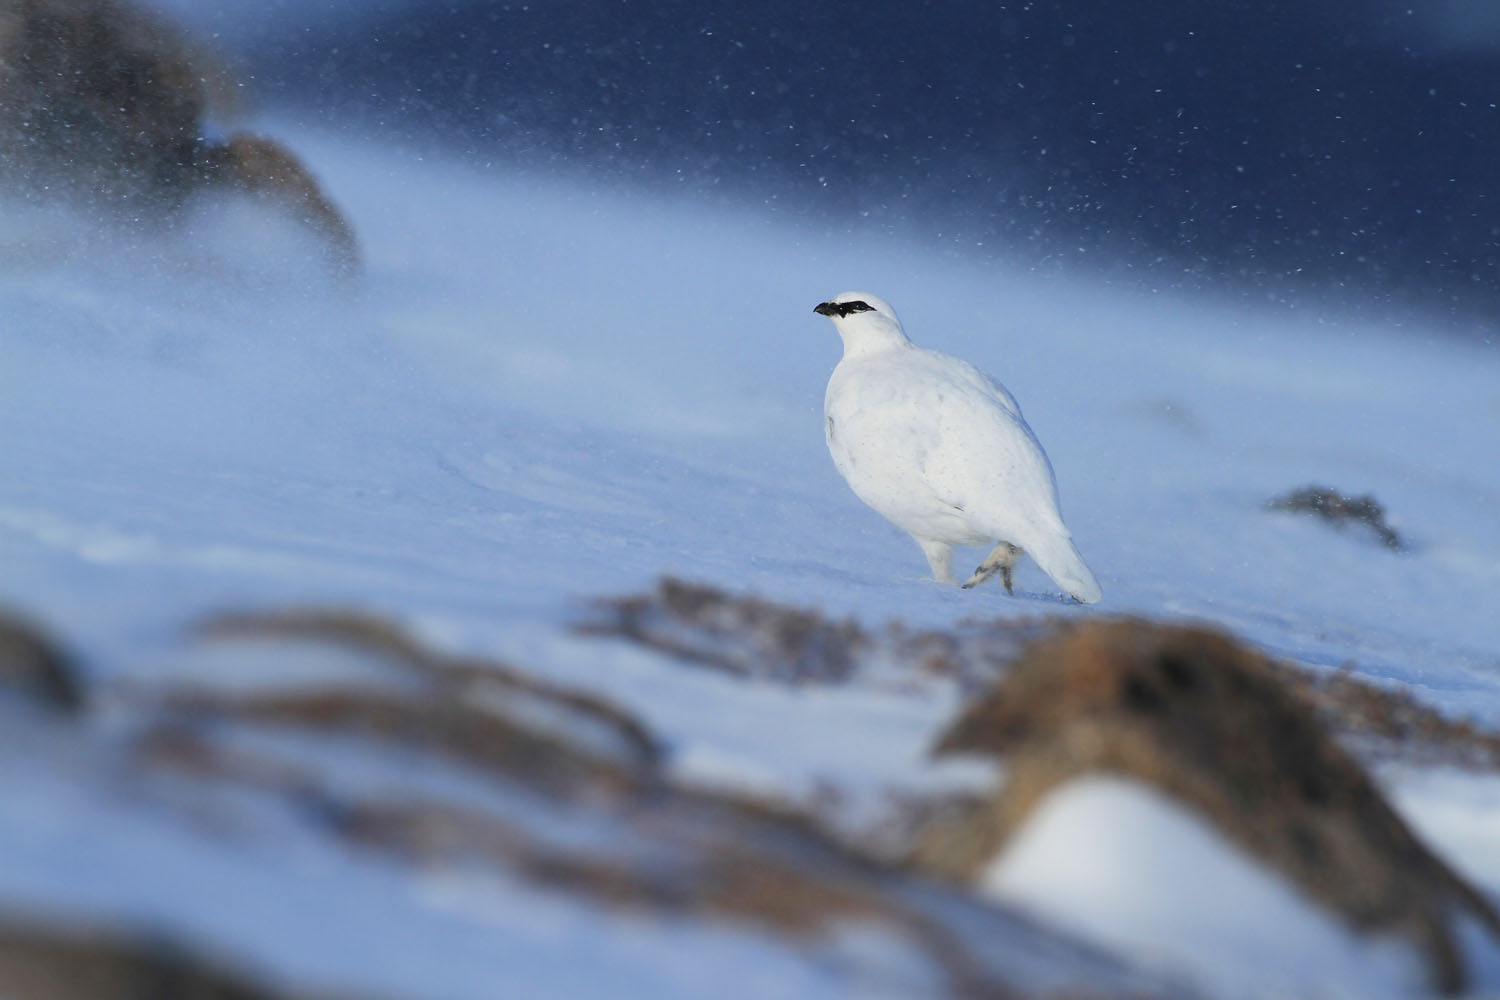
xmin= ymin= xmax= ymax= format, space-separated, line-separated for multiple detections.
xmin=814 ymin=292 xmax=1101 ymax=604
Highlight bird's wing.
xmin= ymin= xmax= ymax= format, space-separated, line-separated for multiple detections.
xmin=826 ymin=357 xmax=960 ymax=506
xmin=828 ymin=362 xmax=935 ymax=461
xmin=917 ymin=360 xmax=1065 ymax=541
xmin=944 ymin=355 xmax=1023 ymax=418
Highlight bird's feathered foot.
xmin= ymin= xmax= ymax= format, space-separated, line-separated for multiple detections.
xmin=961 ymin=541 xmax=1022 ymax=593
xmin=916 ymin=538 xmax=957 ymax=584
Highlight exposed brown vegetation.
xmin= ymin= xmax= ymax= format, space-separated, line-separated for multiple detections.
xmin=145 ymin=732 xmax=1176 ymax=999
xmin=0 ymin=610 xmax=83 ymax=713
xmin=124 ymin=609 xmax=1182 ymax=1000
xmin=148 ymin=685 xmax=653 ymax=805
xmin=197 ymin=608 xmax=664 ymax=772
xmin=0 ymin=0 xmax=358 ymax=274
xmin=914 ymin=619 xmax=1500 ymax=994
xmin=1269 ymin=485 xmax=1404 ymax=550
xmin=580 ymin=577 xmax=1054 ymax=691
xmin=9 ymin=585 xmax=1500 ymax=999
xmin=584 ymin=580 xmax=1500 ymax=767
xmin=580 ymin=577 xmax=867 ymax=683
xmin=1283 ymin=664 xmax=1500 ymax=770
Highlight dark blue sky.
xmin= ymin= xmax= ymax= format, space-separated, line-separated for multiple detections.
xmin=219 ymin=0 xmax=1500 ymax=322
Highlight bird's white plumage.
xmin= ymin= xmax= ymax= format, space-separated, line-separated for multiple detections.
xmin=815 ymin=291 xmax=1101 ymax=603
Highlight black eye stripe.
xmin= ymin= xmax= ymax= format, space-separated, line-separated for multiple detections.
xmin=814 ymin=298 xmax=879 ymax=319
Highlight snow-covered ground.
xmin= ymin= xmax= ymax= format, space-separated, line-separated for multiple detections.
xmin=4 ymin=123 xmax=1500 ymax=998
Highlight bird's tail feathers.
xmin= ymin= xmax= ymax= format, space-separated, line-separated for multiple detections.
xmin=1028 ymin=532 xmax=1102 ymax=605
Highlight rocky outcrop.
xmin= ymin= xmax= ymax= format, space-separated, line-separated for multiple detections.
xmin=913 ymin=619 xmax=1500 ymax=994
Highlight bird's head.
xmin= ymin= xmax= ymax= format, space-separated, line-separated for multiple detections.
xmin=813 ymin=291 xmax=910 ymax=355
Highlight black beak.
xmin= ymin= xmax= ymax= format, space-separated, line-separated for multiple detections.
xmin=813 ymin=301 xmax=838 ymax=317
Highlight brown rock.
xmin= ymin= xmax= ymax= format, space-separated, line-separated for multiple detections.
xmin=913 ymin=619 xmax=1500 ymax=994
xmin=579 ymin=577 xmax=1054 ymax=692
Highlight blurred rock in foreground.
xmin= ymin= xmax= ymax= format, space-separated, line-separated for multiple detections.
xmin=915 ymin=619 xmax=1500 ymax=994
xmin=8 ymin=587 xmax=1500 ymax=998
